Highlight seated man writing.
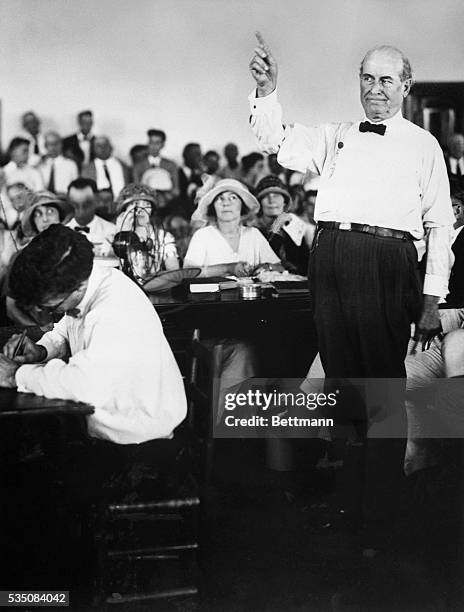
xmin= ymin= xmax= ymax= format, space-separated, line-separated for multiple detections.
xmin=0 ymin=224 xmax=186 ymax=445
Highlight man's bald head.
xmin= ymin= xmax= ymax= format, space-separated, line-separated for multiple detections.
xmin=448 ymin=133 xmax=464 ymax=160
xmin=93 ymin=135 xmax=112 ymax=160
xmin=360 ymin=46 xmax=413 ymax=83
xmin=359 ymin=45 xmax=413 ymax=122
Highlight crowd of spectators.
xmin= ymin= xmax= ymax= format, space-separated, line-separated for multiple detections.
xmin=0 ymin=109 xmax=320 ymax=302
xmin=1 ymin=108 xmax=463 ymax=324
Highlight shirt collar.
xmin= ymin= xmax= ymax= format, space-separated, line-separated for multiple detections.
xmin=69 ymin=215 xmax=97 ymax=229
xmin=361 ymin=109 xmax=404 ymax=127
xmin=95 ymin=157 xmax=112 ymax=166
xmin=72 ymin=265 xmax=108 ymax=318
xmin=148 ymin=155 xmax=161 ymax=165
xmin=78 ymin=132 xmax=93 ymax=142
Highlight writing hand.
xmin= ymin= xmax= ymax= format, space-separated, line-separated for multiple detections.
xmin=3 ymin=334 xmax=47 ymax=364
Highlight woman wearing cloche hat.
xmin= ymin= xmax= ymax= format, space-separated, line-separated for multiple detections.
xmin=254 ymin=175 xmax=312 ymax=276
xmin=21 ymin=191 xmax=74 ymax=238
xmin=185 ymin=178 xmax=284 ymax=276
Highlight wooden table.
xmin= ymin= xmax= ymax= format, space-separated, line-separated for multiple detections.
xmin=149 ymin=287 xmax=317 ymax=378
xmin=0 ymin=388 xmax=94 ymax=418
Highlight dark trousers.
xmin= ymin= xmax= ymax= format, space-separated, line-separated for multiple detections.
xmin=310 ymin=228 xmax=422 ymax=378
xmin=310 ymin=228 xmax=422 ymax=545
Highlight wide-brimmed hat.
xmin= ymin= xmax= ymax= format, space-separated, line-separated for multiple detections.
xmin=255 ymin=175 xmax=291 ymax=204
xmin=141 ymin=167 xmax=173 ymax=192
xmin=21 ymin=191 xmax=74 ymax=237
xmin=191 ymin=178 xmax=259 ymax=222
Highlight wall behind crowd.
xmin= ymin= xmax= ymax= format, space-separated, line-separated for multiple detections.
xmin=1 ymin=0 xmax=464 ymax=163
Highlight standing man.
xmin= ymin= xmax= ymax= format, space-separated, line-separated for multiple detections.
xmin=133 ymin=129 xmax=179 ymax=198
xmin=249 ymin=33 xmax=453 ymax=380
xmin=38 ymin=131 xmax=78 ymax=195
xmin=20 ymin=111 xmax=46 ymax=167
xmin=248 ymin=34 xmax=454 ymax=566
xmin=445 ymin=132 xmax=464 ymax=193
xmin=62 ymin=110 xmax=95 ymax=171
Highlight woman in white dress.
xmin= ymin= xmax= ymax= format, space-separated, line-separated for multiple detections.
xmin=185 ymin=179 xmax=284 ymax=276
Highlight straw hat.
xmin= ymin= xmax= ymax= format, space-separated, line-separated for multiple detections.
xmin=21 ymin=191 xmax=74 ymax=237
xmin=141 ymin=167 xmax=173 ymax=191
xmin=191 ymin=178 xmax=259 ymax=223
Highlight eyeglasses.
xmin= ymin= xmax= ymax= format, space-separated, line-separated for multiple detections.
xmin=34 ymin=294 xmax=70 ymax=316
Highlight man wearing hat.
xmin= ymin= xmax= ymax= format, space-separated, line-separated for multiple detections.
xmin=254 ymin=175 xmax=311 ymax=275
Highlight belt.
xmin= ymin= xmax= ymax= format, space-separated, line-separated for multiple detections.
xmin=317 ymin=221 xmax=413 ymax=241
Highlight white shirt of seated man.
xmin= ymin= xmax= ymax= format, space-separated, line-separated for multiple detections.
xmin=66 ymin=182 xmax=116 ymax=256
xmin=0 ymin=240 xmax=186 ymax=444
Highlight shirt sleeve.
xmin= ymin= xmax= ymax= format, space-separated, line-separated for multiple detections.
xmin=162 ymin=231 xmax=178 ymax=259
xmin=184 ymin=229 xmax=207 ymax=267
xmin=421 ymin=136 xmax=455 ymax=297
xmin=16 ymin=315 xmax=132 ymax=413
xmin=248 ymin=89 xmax=334 ymax=175
xmin=36 ymin=317 xmax=70 ymax=361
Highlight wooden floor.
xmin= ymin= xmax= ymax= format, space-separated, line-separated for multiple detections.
xmin=2 ymin=437 xmax=464 ymax=611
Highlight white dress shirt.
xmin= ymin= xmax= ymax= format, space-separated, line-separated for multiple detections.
xmin=449 ymin=156 xmax=464 ymax=175
xmin=2 ymin=161 xmax=44 ymax=192
xmin=148 ymin=155 xmax=161 ymax=167
xmin=184 ymin=225 xmax=280 ymax=268
xmin=38 ymin=155 xmax=78 ymax=194
xmin=16 ymin=266 xmax=187 ymax=444
xmin=78 ymin=132 xmax=93 ymax=165
xmin=19 ymin=132 xmax=46 ymax=167
xmin=95 ymin=157 xmax=125 ymax=198
xmin=249 ymin=90 xmax=455 ymax=297
xmin=67 ymin=215 xmax=116 ymax=256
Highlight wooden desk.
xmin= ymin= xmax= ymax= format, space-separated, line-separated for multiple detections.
xmin=0 ymin=388 xmax=94 ymax=418
xmin=149 ymin=287 xmax=317 ymax=378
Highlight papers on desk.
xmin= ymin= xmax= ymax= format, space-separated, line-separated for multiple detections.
xmin=189 ymin=276 xmax=237 ymax=293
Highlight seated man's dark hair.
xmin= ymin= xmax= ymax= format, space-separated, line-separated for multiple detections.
xmin=147 ymin=129 xmax=166 ymax=142
xmin=9 ymin=225 xmax=94 ymax=309
xmin=129 ymin=144 xmax=148 ymax=159
xmin=67 ymin=177 xmax=98 ymax=194
xmin=182 ymin=142 xmax=200 ymax=161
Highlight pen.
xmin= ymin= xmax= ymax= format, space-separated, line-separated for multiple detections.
xmin=12 ymin=329 xmax=27 ymax=358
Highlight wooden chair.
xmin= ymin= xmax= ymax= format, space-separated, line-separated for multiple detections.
xmin=89 ymin=436 xmax=200 ymax=609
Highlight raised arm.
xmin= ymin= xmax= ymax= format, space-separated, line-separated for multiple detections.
xmin=249 ymin=32 xmax=278 ymax=97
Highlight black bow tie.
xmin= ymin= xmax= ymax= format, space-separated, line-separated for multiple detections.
xmin=65 ymin=308 xmax=81 ymax=318
xmin=359 ymin=121 xmax=386 ymax=136
xmin=74 ymin=226 xmax=90 ymax=233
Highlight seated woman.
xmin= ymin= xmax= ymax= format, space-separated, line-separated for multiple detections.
xmin=114 ymin=184 xmax=179 ymax=274
xmin=185 ymin=179 xmax=284 ymax=425
xmin=3 ymin=191 xmax=74 ymax=326
xmin=185 ymin=178 xmax=284 ymax=276
xmin=254 ymin=175 xmax=312 ymax=276
xmin=21 ymin=190 xmax=73 ymax=238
